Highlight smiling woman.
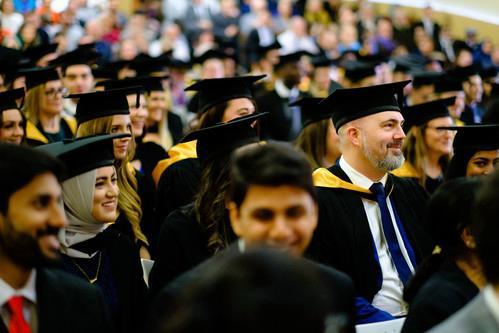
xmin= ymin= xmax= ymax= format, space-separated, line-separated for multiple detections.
xmin=0 ymin=88 xmax=26 ymax=145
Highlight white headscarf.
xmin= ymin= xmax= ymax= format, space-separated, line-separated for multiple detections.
xmin=59 ymin=169 xmax=111 ymax=258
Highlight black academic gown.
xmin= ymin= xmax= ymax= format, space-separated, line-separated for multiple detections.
xmin=148 ymin=203 xmax=211 ymax=298
xmin=167 ymin=112 xmax=184 ymax=145
xmin=255 ymin=88 xmax=310 ymax=141
xmin=306 ymin=165 xmax=434 ymax=322
xmin=401 ymin=260 xmax=479 ymax=333
xmin=148 ymin=243 xmax=356 ymax=333
xmin=0 ymin=268 xmax=113 ymax=333
xmin=58 ymin=228 xmax=149 ymax=333
xmin=154 ymin=157 xmax=201 ymax=231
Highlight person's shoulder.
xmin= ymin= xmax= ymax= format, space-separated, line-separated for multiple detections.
xmin=428 ymin=294 xmax=494 ymax=333
xmin=312 ymin=260 xmax=353 ymax=289
xmin=162 ymin=204 xmax=199 ymax=232
xmin=38 ymin=267 xmax=102 ymax=297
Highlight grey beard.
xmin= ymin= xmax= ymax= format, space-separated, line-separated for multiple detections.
xmin=362 ymin=139 xmax=405 ymax=172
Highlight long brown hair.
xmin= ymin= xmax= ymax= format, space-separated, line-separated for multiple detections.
xmin=76 ymin=116 xmax=148 ymax=245
xmin=403 ymin=125 xmax=450 ymax=189
xmin=295 ymin=119 xmax=330 ymax=170
xmin=194 ymin=154 xmax=234 ymax=254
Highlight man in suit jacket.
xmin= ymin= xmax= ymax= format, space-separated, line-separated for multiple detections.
xmin=306 ymin=81 xmax=434 ymax=323
xmin=149 ymin=142 xmax=356 ymax=333
xmin=0 ymin=143 xmax=112 ymax=333
xmin=429 ymin=169 xmax=499 ymax=333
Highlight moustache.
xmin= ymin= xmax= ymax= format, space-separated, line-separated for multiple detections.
xmin=387 ymin=141 xmax=403 ymax=149
xmin=36 ymin=226 xmax=60 ymax=238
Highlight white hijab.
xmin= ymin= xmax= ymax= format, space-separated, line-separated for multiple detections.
xmin=59 ymin=169 xmax=111 ymax=258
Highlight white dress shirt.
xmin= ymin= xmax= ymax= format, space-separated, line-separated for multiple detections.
xmin=483 ymin=285 xmax=499 ymax=325
xmin=0 ymin=270 xmax=37 ymax=331
xmin=339 ymin=156 xmax=414 ymax=316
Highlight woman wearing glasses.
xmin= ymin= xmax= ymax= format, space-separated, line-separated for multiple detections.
xmin=22 ymin=67 xmax=76 ymax=146
xmin=392 ymin=97 xmax=455 ymax=193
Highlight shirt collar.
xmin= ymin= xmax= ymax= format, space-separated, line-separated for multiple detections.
xmin=237 ymin=239 xmax=246 ymax=253
xmin=339 ymin=155 xmax=388 ymax=190
xmin=0 ymin=269 xmax=37 ymax=307
xmin=483 ymin=285 xmax=499 ymax=326
xmin=275 ymin=79 xmax=299 ymax=99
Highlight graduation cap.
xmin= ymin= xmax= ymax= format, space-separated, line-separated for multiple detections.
xmin=434 ymin=75 xmax=463 ymax=93
xmin=0 ymin=88 xmax=24 ymax=112
xmin=311 ymin=55 xmax=337 ymax=68
xmin=36 ymin=133 xmax=130 ymax=180
xmin=168 ymin=58 xmax=192 ymax=70
xmin=342 ymin=60 xmax=377 ymax=83
xmin=480 ymin=67 xmax=498 ymax=82
xmin=448 ymin=65 xmax=480 ymax=82
xmin=130 ymin=53 xmax=169 ymax=76
xmin=67 ymin=87 xmax=141 ymax=125
xmin=24 ymin=67 xmax=61 ymax=90
xmin=21 ymin=43 xmax=58 ymax=67
xmin=393 ymin=62 xmax=411 ymax=73
xmin=402 ymin=97 xmax=455 ymax=130
xmin=193 ymin=49 xmax=226 ymax=65
xmin=319 ymin=80 xmax=411 ymax=130
xmin=92 ymin=66 xmax=118 ymax=81
xmin=411 ymin=71 xmax=442 ymax=88
xmin=437 ymin=125 xmax=499 ymax=152
xmin=275 ymin=51 xmax=310 ymax=70
xmin=49 ymin=47 xmax=100 ymax=70
xmin=181 ymin=112 xmax=268 ymax=163
xmin=184 ymin=75 xmax=265 ymax=114
xmin=257 ymin=40 xmax=281 ymax=60
xmin=289 ymin=97 xmax=333 ymax=128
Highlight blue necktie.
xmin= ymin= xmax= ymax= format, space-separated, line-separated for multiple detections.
xmin=369 ymin=182 xmax=413 ymax=285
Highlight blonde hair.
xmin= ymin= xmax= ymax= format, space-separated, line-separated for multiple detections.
xmin=403 ymin=125 xmax=450 ymax=189
xmin=76 ymin=116 xmax=148 ymax=245
xmin=22 ymin=84 xmax=45 ymax=125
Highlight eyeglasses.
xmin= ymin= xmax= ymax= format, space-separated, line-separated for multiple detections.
xmin=44 ymin=87 xmax=68 ymax=97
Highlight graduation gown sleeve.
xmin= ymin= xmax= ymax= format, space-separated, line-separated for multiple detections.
xmin=148 ymin=204 xmax=211 ymax=298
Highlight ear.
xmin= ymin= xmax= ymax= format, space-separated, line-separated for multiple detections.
xmin=228 ymin=202 xmax=243 ymax=237
xmin=460 ymin=227 xmax=476 ymax=250
xmin=345 ymin=126 xmax=361 ymax=147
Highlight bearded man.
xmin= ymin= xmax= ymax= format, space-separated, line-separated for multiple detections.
xmin=306 ymin=81 xmax=434 ymax=324
xmin=0 ymin=143 xmax=112 ymax=332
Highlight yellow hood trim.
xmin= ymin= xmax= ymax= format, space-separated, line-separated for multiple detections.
xmin=152 ymin=140 xmax=197 ymax=186
xmin=312 ymin=167 xmax=372 ymax=195
xmin=26 ymin=121 xmax=48 ymax=144
xmin=391 ymin=161 xmax=420 ymax=179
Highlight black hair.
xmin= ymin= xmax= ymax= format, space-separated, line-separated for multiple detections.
xmin=404 ymin=177 xmax=482 ymax=303
xmin=473 ymin=169 xmax=499 ymax=284
xmin=157 ymin=249 xmax=335 ymax=333
xmin=0 ymin=143 xmax=65 ymax=214
xmin=445 ymin=149 xmax=478 ymax=180
xmin=227 ymin=142 xmax=316 ymax=208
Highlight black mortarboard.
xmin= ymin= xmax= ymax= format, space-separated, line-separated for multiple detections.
xmin=393 ymin=62 xmax=411 ymax=73
xmin=434 ymin=75 xmax=463 ymax=93
xmin=68 ymin=87 xmax=141 ymax=125
xmin=194 ymin=49 xmax=226 ymax=65
xmin=184 ymin=75 xmax=265 ymax=114
xmin=21 ymin=43 xmax=58 ymax=67
xmin=96 ymin=75 xmax=167 ymax=92
xmin=480 ymin=67 xmax=498 ymax=82
xmin=448 ymin=65 xmax=480 ymax=82
xmin=0 ymin=46 xmax=22 ymax=78
xmin=311 ymin=55 xmax=337 ymax=68
xmin=320 ymin=80 xmax=410 ymax=131
xmin=92 ymin=66 xmax=118 ymax=81
xmin=49 ymin=47 xmax=100 ymax=69
xmin=168 ymin=58 xmax=192 ymax=70
xmin=453 ymin=40 xmax=473 ymax=55
xmin=24 ymin=67 xmax=61 ymax=90
xmin=181 ymin=112 xmax=267 ymax=163
xmin=402 ymin=97 xmax=454 ymax=130
xmin=275 ymin=51 xmax=310 ymax=70
xmin=37 ymin=133 xmax=129 ymax=180
xmin=411 ymin=71 xmax=442 ymax=88
xmin=130 ymin=53 xmax=169 ymax=76
xmin=289 ymin=97 xmax=332 ymax=128
xmin=257 ymin=40 xmax=282 ymax=60
xmin=343 ymin=60 xmax=377 ymax=83
xmin=438 ymin=125 xmax=499 ymax=152
xmin=0 ymin=88 xmax=24 ymax=112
